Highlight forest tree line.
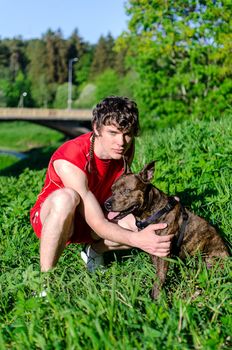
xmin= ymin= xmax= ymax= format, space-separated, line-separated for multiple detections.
xmin=0 ymin=0 xmax=231 ymax=128
xmin=0 ymin=30 xmax=127 ymax=109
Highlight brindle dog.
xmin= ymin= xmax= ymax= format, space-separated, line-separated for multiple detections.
xmin=105 ymin=161 xmax=229 ymax=299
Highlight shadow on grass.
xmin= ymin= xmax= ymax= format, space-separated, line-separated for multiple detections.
xmin=0 ymin=145 xmax=60 ymax=177
xmin=176 ymin=187 xmax=217 ymax=208
xmin=177 ymin=187 xmax=231 ymax=250
xmin=176 ymin=187 xmax=217 ymax=218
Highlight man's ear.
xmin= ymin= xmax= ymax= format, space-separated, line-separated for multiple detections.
xmin=138 ymin=161 xmax=155 ymax=183
xmin=93 ymin=123 xmax=100 ymax=136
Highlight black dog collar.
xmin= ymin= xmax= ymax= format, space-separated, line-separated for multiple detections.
xmin=136 ymin=196 xmax=179 ymax=230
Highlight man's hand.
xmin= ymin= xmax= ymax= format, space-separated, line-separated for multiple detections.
xmin=130 ymin=223 xmax=173 ymax=257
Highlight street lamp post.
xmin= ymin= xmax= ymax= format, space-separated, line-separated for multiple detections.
xmin=67 ymin=57 xmax=78 ymax=110
xmin=18 ymin=92 xmax=27 ymax=108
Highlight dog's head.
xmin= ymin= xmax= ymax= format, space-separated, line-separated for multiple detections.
xmin=105 ymin=160 xmax=156 ymax=220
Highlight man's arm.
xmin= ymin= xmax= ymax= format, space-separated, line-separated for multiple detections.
xmin=54 ymin=159 xmax=173 ymax=257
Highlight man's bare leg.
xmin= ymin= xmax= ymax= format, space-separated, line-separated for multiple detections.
xmin=40 ymin=188 xmax=80 ymax=272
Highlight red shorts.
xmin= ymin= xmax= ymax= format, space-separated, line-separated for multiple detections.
xmin=30 ymin=202 xmax=95 ymax=244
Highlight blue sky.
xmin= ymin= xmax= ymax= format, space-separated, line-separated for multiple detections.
xmin=0 ymin=0 xmax=129 ymax=43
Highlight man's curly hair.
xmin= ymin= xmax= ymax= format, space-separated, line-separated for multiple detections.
xmin=92 ymin=96 xmax=140 ymax=136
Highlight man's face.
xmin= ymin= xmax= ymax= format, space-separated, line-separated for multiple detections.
xmin=94 ymin=124 xmax=134 ymax=160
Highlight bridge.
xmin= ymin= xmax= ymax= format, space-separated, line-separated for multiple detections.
xmin=0 ymin=108 xmax=92 ymax=137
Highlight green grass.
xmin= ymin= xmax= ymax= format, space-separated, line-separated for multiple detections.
xmin=0 ymin=154 xmax=19 ymax=170
xmin=0 ymin=117 xmax=231 ymax=349
xmin=0 ymin=121 xmax=64 ymax=151
xmin=0 ymin=121 xmax=65 ymax=176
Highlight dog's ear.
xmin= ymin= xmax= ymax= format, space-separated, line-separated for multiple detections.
xmin=138 ymin=161 xmax=155 ymax=183
xmin=123 ymin=157 xmax=132 ymax=175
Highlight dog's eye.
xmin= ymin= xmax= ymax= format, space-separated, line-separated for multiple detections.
xmin=124 ymin=189 xmax=130 ymax=195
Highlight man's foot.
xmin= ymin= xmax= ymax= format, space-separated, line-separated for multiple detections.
xmin=80 ymin=244 xmax=104 ymax=272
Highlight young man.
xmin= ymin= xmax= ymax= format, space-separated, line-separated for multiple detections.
xmin=30 ymin=96 xmax=173 ymax=272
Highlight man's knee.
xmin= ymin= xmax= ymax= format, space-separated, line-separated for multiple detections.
xmin=55 ymin=188 xmax=80 ymax=209
xmin=52 ymin=188 xmax=79 ymax=209
xmin=41 ymin=188 xmax=80 ymax=221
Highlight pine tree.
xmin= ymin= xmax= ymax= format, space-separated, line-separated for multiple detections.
xmin=44 ymin=29 xmax=67 ymax=84
xmin=90 ymin=33 xmax=115 ymax=78
xmin=26 ymin=39 xmax=49 ymax=107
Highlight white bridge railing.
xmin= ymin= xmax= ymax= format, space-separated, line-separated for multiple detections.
xmin=0 ymin=108 xmax=92 ymax=120
xmin=0 ymin=108 xmax=92 ymax=137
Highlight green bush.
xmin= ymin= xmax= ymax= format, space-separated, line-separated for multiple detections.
xmin=74 ymin=83 xmax=97 ymax=108
xmin=53 ymin=83 xmax=78 ymax=109
xmin=94 ymin=69 xmax=121 ymax=101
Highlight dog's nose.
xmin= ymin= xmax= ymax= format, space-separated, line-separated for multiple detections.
xmin=104 ymin=199 xmax=112 ymax=211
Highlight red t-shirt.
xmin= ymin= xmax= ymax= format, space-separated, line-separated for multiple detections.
xmin=30 ymin=132 xmax=132 ymax=243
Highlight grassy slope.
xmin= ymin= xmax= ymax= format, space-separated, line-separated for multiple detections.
xmin=0 ymin=117 xmax=231 ymax=349
xmin=0 ymin=121 xmax=64 ymax=151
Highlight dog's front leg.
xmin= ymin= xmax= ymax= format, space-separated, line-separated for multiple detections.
xmin=150 ymin=255 xmax=169 ymax=300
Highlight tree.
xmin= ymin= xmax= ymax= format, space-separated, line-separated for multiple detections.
xmin=43 ymin=29 xmax=68 ymax=84
xmin=26 ymin=39 xmax=50 ymax=107
xmin=0 ymin=38 xmax=31 ymax=107
xmin=67 ymin=29 xmax=86 ymax=60
xmin=117 ymin=0 xmax=232 ymax=127
xmin=90 ymin=33 xmax=116 ymax=78
xmin=75 ymin=45 xmax=94 ymax=86
xmin=0 ymin=41 xmax=10 ymax=77
xmin=114 ymin=46 xmax=129 ymax=76
xmin=3 ymin=70 xmax=33 ymax=107
xmin=67 ymin=29 xmax=89 ymax=86
xmin=4 ymin=37 xmax=28 ymax=79
xmin=94 ymin=69 xmax=121 ymax=101
xmin=0 ymin=41 xmax=11 ymax=105
xmin=53 ymin=83 xmax=70 ymax=109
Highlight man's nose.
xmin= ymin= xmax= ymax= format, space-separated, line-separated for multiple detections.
xmin=116 ymin=134 xmax=125 ymax=146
